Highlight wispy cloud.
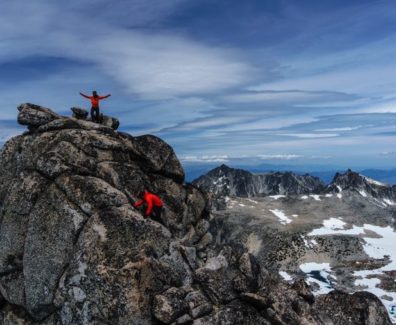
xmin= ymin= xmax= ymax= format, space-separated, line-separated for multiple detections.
xmin=278 ymin=133 xmax=339 ymax=138
xmin=180 ymin=155 xmax=229 ymax=163
xmin=258 ymin=154 xmax=302 ymax=160
xmin=380 ymin=151 xmax=396 ymax=156
xmin=314 ymin=126 xmax=362 ymax=132
xmin=0 ymin=1 xmax=253 ymax=100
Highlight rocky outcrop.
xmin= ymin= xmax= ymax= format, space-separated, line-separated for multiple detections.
xmin=0 ymin=103 xmax=391 ymax=324
xmin=314 ymin=291 xmax=392 ymax=324
xmin=70 ymin=107 xmax=88 ymax=120
xmin=327 ymin=169 xmax=396 ymax=203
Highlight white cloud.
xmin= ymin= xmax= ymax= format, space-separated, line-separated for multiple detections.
xmin=380 ymin=151 xmax=396 ymax=156
xmin=258 ymin=154 xmax=302 ymax=160
xmin=180 ymin=155 xmax=229 ymax=163
xmin=279 ymin=133 xmax=339 ymax=138
xmin=223 ymin=90 xmax=355 ymax=105
xmin=314 ymin=126 xmax=362 ymax=132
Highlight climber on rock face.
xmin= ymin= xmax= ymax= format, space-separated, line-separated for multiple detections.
xmin=133 ymin=190 xmax=163 ymax=221
xmin=79 ymin=90 xmax=111 ymax=122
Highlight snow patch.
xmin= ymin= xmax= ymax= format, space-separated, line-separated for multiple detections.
xmin=299 ymin=262 xmax=334 ymax=295
xmin=309 ymin=194 xmax=321 ymax=201
xmin=269 ymin=195 xmax=286 ymax=200
xmin=325 ymin=194 xmax=333 ymax=198
xmin=362 ymin=175 xmax=386 ymax=187
xmin=301 ymin=195 xmax=309 ymax=200
xmin=269 ymin=209 xmax=292 ymax=225
xmin=373 ymin=198 xmax=388 ymax=208
xmin=303 ymin=237 xmax=318 ymax=248
xmin=354 ymin=274 xmax=396 ymax=323
xmin=279 ymin=271 xmax=293 ymax=281
xmin=358 ymin=190 xmax=367 ymax=197
xmin=308 ymin=217 xmax=396 ymax=321
xmin=384 ymin=198 xmax=396 ymax=206
xmin=308 ymin=218 xmax=348 ymax=236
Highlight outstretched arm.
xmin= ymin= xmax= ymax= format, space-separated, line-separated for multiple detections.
xmin=79 ymin=92 xmax=90 ymax=99
xmin=98 ymin=94 xmax=111 ymax=100
xmin=133 ymin=199 xmax=144 ymax=208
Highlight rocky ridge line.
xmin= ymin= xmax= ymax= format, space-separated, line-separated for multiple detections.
xmin=193 ymin=164 xmax=396 ymax=209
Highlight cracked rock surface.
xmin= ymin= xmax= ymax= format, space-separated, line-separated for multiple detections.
xmin=0 ymin=104 xmax=392 ymax=324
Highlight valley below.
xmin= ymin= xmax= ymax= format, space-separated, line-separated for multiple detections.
xmin=195 ymin=165 xmax=396 ymax=323
xmin=215 ymin=194 xmax=395 ymax=315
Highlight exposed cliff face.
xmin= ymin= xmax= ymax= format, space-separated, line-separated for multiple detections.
xmin=327 ymin=169 xmax=396 ymax=204
xmin=193 ymin=164 xmax=325 ymax=198
xmin=0 ymin=104 xmax=391 ymax=324
xmin=194 ymin=165 xmax=396 ymax=209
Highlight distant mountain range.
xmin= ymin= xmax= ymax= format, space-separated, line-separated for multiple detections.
xmin=184 ymin=163 xmax=396 ymax=185
xmin=193 ymin=164 xmax=396 ymax=206
xmin=193 ymin=164 xmax=325 ymax=197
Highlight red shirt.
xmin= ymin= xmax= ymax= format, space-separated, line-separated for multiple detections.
xmin=80 ymin=93 xmax=110 ymax=108
xmin=133 ymin=191 xmax=163 ymax=216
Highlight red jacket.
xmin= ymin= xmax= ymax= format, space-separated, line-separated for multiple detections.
xmin=133 ymin=191 xmax=163 ymax=216
xmin=80 ymin=93 xmax=110 ymax=108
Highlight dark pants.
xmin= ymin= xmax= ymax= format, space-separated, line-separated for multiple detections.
xmin=91 ymin=106 xmax=100 ymax=122
xmin=151 ymin=206 xmax=163 ymax=223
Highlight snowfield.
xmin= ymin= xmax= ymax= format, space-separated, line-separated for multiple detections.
xmin=299 ymin=262 xmax=334 ymax=295
xmin=306 ymin=217 xmax=396 ymax=323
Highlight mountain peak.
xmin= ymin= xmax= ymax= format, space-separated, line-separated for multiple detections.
xmin=194 ymin=165 xmax=325 ymax=197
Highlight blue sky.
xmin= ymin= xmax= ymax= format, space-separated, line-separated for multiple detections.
xmin=1 ymin=0 xmax=396 ymax=170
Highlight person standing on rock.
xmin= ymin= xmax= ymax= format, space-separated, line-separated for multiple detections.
xmin=79 ymin=90 xmax=111 ymax=122
xmin=133 ymin=190 xmax=163 ymax=222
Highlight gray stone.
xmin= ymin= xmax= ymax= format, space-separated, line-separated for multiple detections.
xmin=190 ymin=303 xmax=213 ymax=319
xmin=291 ymin=279 xmax=315 ymax=304
xmin=133 ymin=134 xmax=185 ymax=182
xmin=71 ymin=107 xmax=88 ymax=119
xmin=102 ymin=115 xmax=120 ymax=130
xmin=153 ymin=287 xmax=188 ymax=324
xmin=175 ymin=313 xmax=193 ymax=324
xmin=17 ymin=103 xmax=60 ymax=128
